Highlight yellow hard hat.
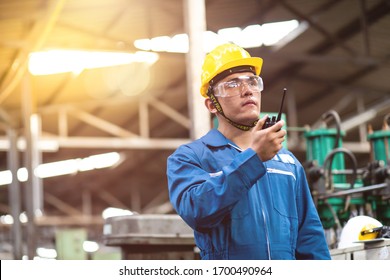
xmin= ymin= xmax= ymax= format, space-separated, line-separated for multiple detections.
xmin=338 ymin=215 xmax=383 ymax=248
xmin=358 ymin=224 xmax=381 ymax=241
xmin=200 ymin=43 xmax=263 ymax=97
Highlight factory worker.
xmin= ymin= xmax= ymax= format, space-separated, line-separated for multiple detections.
xmin=166 ymin=43 xmax=331 ymax=260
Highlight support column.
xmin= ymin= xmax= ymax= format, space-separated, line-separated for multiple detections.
xmin=22 ymin=73 xmax=42 ymax=259
xmin=184 ymin=0 xmax=210 ymax=140
xmin=7 ymin=128 xmax=23 ymax=259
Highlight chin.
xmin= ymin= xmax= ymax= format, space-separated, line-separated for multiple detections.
xmin=247 ymin=112 xmax=260 ymax=120
xmin=242 ymin=116 xmax=259 ymax=125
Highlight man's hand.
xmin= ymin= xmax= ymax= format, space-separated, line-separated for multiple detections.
xmin=250 ymin=115 xmax=286 ymax=161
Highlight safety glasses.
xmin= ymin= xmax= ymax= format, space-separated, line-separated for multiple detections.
xmin=212 ymin=75 xmax=264 ymax=98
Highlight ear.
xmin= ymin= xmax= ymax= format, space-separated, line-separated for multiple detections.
xmin=204 ymin=98 xmax=217 ymax=114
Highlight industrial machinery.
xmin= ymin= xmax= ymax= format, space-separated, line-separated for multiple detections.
xmin=103 ymin=214 xmax=196 ymax=259
xmin=304 ymin=111 xmax=390 ymax=248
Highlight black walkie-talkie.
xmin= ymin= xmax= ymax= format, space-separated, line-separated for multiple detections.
xmin=262 ymin=88 xmax=287 ymax=129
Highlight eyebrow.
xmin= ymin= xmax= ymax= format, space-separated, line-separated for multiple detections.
xmin=225 ymin=77 xmax=240 ymax=83
xmin=225 ymin=75 xmax=254 ymax=83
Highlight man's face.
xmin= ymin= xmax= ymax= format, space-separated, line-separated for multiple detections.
xmin=213 ymin=71 xmax=262 ymax=126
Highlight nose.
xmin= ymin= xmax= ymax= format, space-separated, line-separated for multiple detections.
xmin=240 ymin=82 xmax=253 ymax=96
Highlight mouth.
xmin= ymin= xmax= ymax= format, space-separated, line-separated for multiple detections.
xmin=242 ymin=99 xmax=257 ymax=107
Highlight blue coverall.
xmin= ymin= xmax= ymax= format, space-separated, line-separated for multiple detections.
xmin=167 ymin=128 xmax=331 ymax=260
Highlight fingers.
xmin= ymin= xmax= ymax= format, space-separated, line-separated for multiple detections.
xmin=254 ymin=114 xmax=268 ymax=130
xmin=269 ymin=120 xmax=284 ymax=132
xmin=267 ymin=120 xmax=286 ymax=147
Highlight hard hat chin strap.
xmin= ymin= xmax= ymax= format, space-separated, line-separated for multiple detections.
xmin=209 ymin=93 xmax=258 ymax=131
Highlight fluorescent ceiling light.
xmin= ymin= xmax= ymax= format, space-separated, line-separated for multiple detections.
xmin=0 ymin=152 xmax=122 ymax=186
xmin=168 ymin=33 xmax=189 ymax=53
xmin=17 ymin=168 xmax=28 ymax=182
xmin=83 ymin=241 xmax=99 ymax=253
xmin=271 ymin=21 xmax=309 ymax=51
xmin=78 ymin=152 xmax=121 ymax=171
xmin=19 ymin=212 xmax=28 ymax=223
xmin=218 ymin=27 xmax=242 ymax=45
xmin=28 ymin=50 xmax=159 ymax=76
xmin=35 ymin=159 xmax=79 ymax=178
xmin=0 ymin=211 xmax=42 ymax=224
xmin=261 ymin=20 xmax=300 ymax=46
xmin=134 ymin=20 xmax=301 ymax=53
xmin=102 ymin=207 xmax=134 ymax=219
xmin=35 ymin=152 xmax=121 ymax=178
xmin=134 ymin=39 xmax=151 ymax=51
xmin=239 ymin=25 xmax=263 ymax=48
xmin=203 ymin=31 xmax=226 ymax=53
xmin=150 ymin=36 xmax=171 ymax=52
xmin=36 ymin=247 xmax=57 ymax=259
xmin=0 ymin=170 xmax=12 ymax=185
xmin=0 ymin=214 xmax=14 ymax=225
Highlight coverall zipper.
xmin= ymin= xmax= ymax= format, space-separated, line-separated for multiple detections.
xmin=228 ymin=142 xmax=271 ymax=259
xmin=258 ymin=181 xmax=272 ymax=260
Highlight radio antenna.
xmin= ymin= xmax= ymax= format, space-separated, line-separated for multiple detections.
xmin=276 ymin=88 xmax=287 ymax=122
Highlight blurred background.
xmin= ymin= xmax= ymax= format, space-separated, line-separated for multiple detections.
xmin=0 ymin=0 xmax=389 ymax=260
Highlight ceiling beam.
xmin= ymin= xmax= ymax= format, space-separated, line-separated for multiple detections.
xmin=0 ymin=0 xmax=67 ymax=105
xmin=340 ymin=97 xmax=390 ymax=132
xmin=44 ymin=192 xmax=83 ymax=216
xmin=0 ymin=136 xmax=189 ymax=151
xmin=278 ymin=0 xmax=355 ymax=54
xmin=264 ymin=0 xmax=390 ymax=89
xmin=68 ymin=107 xmax=138 ymax=138
xmin=299 ymin=54 xmax=390 ymax=113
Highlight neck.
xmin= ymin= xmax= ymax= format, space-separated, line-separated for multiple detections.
xmin=218 ymin=122 xmax=253 ymax=150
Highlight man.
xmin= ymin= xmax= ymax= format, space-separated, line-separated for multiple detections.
xmin=166 ymin=43 xmax=331 ymax=260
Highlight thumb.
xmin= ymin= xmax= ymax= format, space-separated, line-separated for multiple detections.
xmin=255 ymin=114 xmax=268 ymax=130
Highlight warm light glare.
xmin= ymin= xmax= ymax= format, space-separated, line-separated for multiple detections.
xmin=0 ymin=152 xmax=122 ymax=186
xmin=134 ymin=20 xmax=300 ymax=53
xmin=28 ymin=50 xmax=159 ymax=76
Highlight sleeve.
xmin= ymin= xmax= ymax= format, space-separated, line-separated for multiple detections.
xmin=294 ymin=158 xmax=332 ymax=260
xmin=166 ymin=144 xmax=266 ymax=232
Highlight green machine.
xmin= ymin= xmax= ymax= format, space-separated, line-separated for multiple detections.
xmin=367 ymin=126 xmax=390 ymax=165
xmin=304 ymin=111 xmax=390 ymax=244
xmin=304 ymin=110 xmax=364 ymax=231
xmin=56 ymin=228 xmax=88 ymax=260
xmin=365 ymin=114 xmax=390 ymax=225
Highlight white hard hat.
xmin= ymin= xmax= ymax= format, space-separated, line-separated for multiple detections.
xmin=338 ymin=215 xmax=383 ymax=249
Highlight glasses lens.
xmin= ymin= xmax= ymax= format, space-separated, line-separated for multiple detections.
xmin=213 ymin=76 xmax=263 ymax=97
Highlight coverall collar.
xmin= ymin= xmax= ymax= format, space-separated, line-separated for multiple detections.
xmin=201 ymin=129 xmax=240 ymax=150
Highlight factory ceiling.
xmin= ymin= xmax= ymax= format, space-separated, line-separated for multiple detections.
xmin=0 ymin=0 xmax=389 ymax=229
